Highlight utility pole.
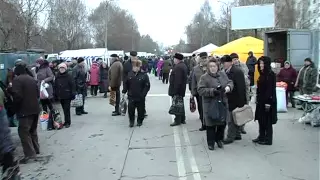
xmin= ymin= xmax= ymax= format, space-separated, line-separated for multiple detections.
xmin=226 ymin=6 xmax=230 ymax=43
xmin=104 ymin=1 xmax=109 ymax=65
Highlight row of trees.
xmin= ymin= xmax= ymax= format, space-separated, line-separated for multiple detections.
xmin=175 ymin=0 xmax=298 ymax=52
xmin=0 ymin=0 xmax=160 ymax=53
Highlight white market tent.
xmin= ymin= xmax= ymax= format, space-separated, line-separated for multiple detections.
xmin=181 ymin=53 xmax=193 ymax=57
xmin=59 ymin=48 xmax=124 ymax=66
xmin=192 ymin=43 xmax=219 ymax=54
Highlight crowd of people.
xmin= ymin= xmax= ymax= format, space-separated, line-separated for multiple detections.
xmin=0 ymin=47 xmax=317 ymax=178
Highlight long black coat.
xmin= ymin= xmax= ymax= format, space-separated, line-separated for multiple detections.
xmin=255 ymin=70 xmax=278 ymax=124
xmin=168 ymin=62 xmax=188 ymax=97
xmin=54 ymin=72 xmax=76 ymax=100
xmin=225 ymin=66 xmax=247 ymax=111
xmin=99 ymin=66 xmax=109 ymax=93
xmin=72 ymin=65 xmax=87 ymax=96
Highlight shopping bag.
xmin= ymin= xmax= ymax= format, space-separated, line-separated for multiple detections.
xmin=276 ymin=87 xmax=287 ymax=112
xmin=52 ymin=110 xmax=63 ymax=129
xmin=71 ymin=94 xmax=83 ymax=107
xmin=169 ymin=96 xmax=185 ymax=115
xmin=109 ymin=91 xmax=116 ymax=106
xmin=40 ymin=82 xmax=49 ymax=99
xmin=189 ymin=97 xmax=196 ymax=113
xmin=39 ymin=111 xmax=49 ymax=131
xmin=120 ymin=96 xmax=127 ymax=116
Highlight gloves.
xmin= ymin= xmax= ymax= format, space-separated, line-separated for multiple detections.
xmin=225 ymin=86 xmax=231 ymax=93
xmin=265 ymin=104 xmax=271 ymax=112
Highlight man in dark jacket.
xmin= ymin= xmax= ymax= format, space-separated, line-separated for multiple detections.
xmin=169 ymin=53 xmax=188 ymax=126
xmin=122 ymin=59 xmax=150 ymax=127
xmin=246 ymin=51 xmax=257 ymax=87
xmin=190 ymin=52 xmax=208 ymax=131
xmin=221 ymin=55 xmax=247 ymax=144
xmin=12 ymin=60 xmax=40 ymax=163
xmin=109 ymin=54 xmax=123 ymax=116
xmin=72 ymin=57 xmax=88 ymax=116
xmin=123 ymin=51 xmax=137 ymax=84
xmin=162 ymin=56 xmax=172 ymax=84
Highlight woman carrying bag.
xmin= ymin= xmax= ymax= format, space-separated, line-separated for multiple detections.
xmin=197 ymin=58 xmax=233 ymax=151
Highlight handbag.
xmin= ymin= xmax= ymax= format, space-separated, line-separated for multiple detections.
xmin=109 ymin=91 xmax=116 ymax=106
xmin=71 ymin=94 xmax=83 ymax=107
xmin=207 ymin=98 xmax=226 ymax=122
xmin=169 ymin=96 xmax=185 ymax=115
xmin=189 ymin=97 xmax=196 ymax=113
xmin=232 ymin=105 xmax=254 ymax=126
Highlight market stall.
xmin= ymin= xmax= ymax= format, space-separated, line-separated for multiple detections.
xmin=212 ymin=36 xmax=264 ymax=84
xmin=193 ymin=43 xmax=219 ymax=54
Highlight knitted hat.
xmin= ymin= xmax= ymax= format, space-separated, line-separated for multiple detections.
xmin=58 ymin=63 xmax=68 ymax=70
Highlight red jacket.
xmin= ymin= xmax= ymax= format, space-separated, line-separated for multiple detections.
xmin=277 ymin=66 xmax=297 ymax=91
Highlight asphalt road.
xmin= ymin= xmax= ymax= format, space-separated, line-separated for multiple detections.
xmin=14 ymin=74 xmax=319 ymax=180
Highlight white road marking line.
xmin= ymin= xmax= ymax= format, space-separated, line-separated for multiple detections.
xmin=170 ymin=98 xmax=187 ymax=180
xmin=147 ymin=93 xmax=191 ymax=97
xmin=182 ymin=127 xmax=202 ymax=180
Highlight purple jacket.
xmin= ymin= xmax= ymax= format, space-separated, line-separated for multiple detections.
xmin=157 ymin=60 xmax=164 ymax=75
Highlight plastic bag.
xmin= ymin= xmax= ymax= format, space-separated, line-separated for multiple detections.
xmin=298 ymin=107 xmax=320 ymax=127
xmin=52 ymin=110 xmax=63 ymax=129
xmin=276 ymin=87 xmax=287 ymax=112
xmin=120 ymin=95 xmax=127 ymax=116
xmin=189 ymin=97 xmax=196 ymax=113
xmin=71 ymin=94 xmax=83 ymax=107
xmin=40 ymin=82 xmax=49 ymax=99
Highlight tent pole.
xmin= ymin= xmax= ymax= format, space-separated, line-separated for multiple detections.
xmin=254 ymin=29 xmax=258 ymax=38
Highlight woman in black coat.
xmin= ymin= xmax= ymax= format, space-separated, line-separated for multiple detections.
xmin=99 ymin=62 xmax=109 ymax=98
xmin=54 ymin=63 xmax=76 ymax=128
xmin=253 ymin=56 xmax=277 ymax=145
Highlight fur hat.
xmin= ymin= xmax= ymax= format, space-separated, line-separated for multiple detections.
xmin=58 ymin=62 xmax=68 ymax=70
xmin=230 ymin=53 xmax=239 ymax=59
xmin=110 ymin=54 xmax=118 ymax=58
xmin=130 ymin=51 xmax=137 ymax=56
xmin=77 ymin=57 xmax=85 ymax=63
xmin=174 ymin=53 xmax=184 ymax=61
xmin=131 ymin=59 xmax=142 ymax=67
xmin=304 ymin=58 xmax=312 ymax=63
xmin=220 ymin=55 xmax=232 ymax=63
xmin=199 ymin=52 xmax=208 ymax=58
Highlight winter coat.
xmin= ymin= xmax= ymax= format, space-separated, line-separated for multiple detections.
xmin=246 ymin=55 xmax=257 ymax=73
xmin=157 ymin=60 xmax=164 ymax=75
xmin=122 ymin=70 xmax=150 ymax=101
xmin=277 ymin=66 xmax=297 ymax=91
xmin=54 ymin=71 xmax=76 ymax=100
xmin=198 ymin=71 xmax=233 ymax=126
xmin=12 ymin=74 xmax=40 ymax=117
xmin=153 ymin=59 xmax=159 ymax=70
xmin=234 ymin=62 xmax=250 ymax=103
xmin=37 ymin=66 xmax=54 ymax=99
xmin=89 ymin=63 xmax=100 ymax=86
xmin=123 ymin=59 xmax=132 ymax=83
xmin=168 ymin=62 xmax=188 ymax=97
xmin=99 ymin=66 xmax=109 ymax=93
xmin=108 ymin=60 xmax=123 ymax=91
xmin=72 ymin=64 xmax=87 ymax=96
xmin=255 ymin=58 xmax=277 ymax=124
xmin=191 ymin=65 xmax=206 ymax=96
xmin=162 ymin=60 xmax=172 ymax=74
xmin=297 ymin=63 xmax=317 ymax=94
xmin=225 ymin=66 xmax=247 ymax=112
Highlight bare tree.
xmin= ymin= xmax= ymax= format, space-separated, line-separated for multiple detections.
xmin=0 ymin=0 xmax=25 ymax=50
xmin=47 ymin=0 xmax=89 ymax=50
xmin=10 ymin=0 xmax=49 ymax=49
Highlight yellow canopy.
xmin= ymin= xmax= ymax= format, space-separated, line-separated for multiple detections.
xmin=212 ymin=36 xmax=264 ymax=55
xmin=212 ymin=36 xmax=264 ymax=85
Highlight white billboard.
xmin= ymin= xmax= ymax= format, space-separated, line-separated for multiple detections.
xmin=231 ymin=4 xmax=275 ymax=30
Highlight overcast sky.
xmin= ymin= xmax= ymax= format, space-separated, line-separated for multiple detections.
xmin=84 ymin=0 xmax=228 ymax=46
